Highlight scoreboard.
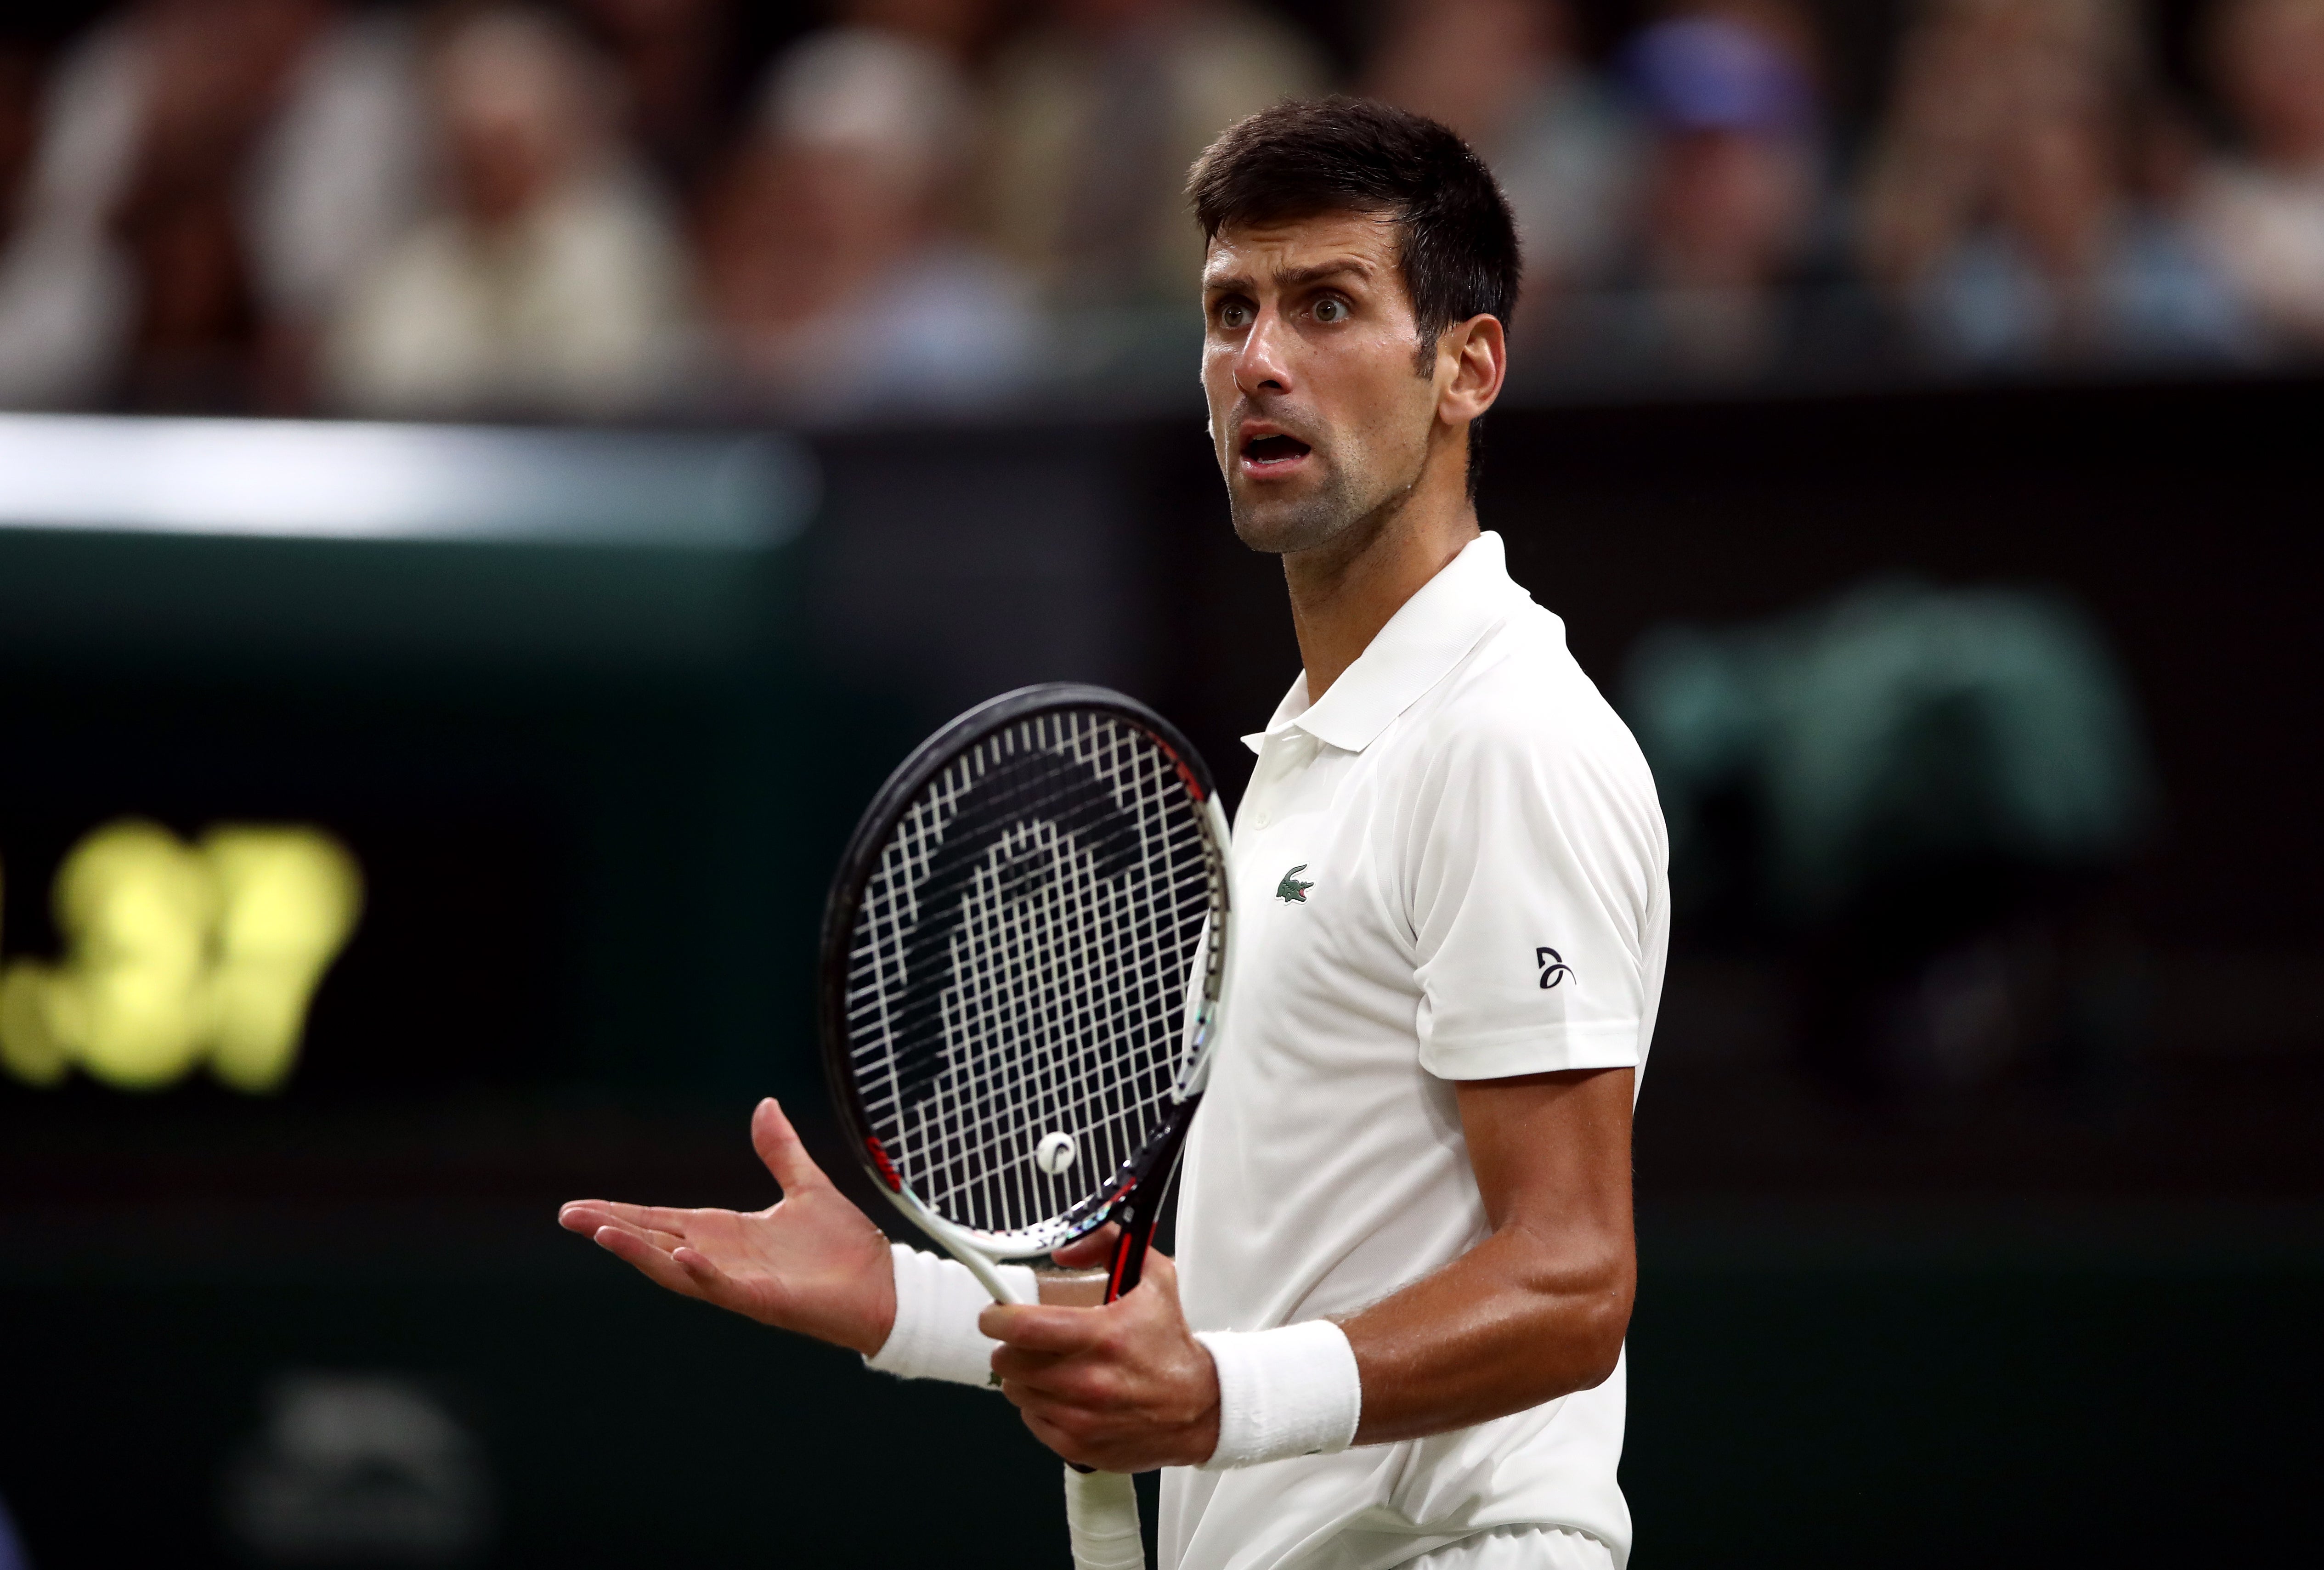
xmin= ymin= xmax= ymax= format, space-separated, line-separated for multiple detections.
xmin=0 ymin=819 xmax=360 ymax=1092
xmin=0 ymin=414 xmax=829 ymax=1115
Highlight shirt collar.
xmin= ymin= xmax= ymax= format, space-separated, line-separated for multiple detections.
xmin=1240 ymin=531 xmax=1532 ymax=756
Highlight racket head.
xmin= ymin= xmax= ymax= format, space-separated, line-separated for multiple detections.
xmin=819 ymin=684 xmax=1230 ymax=1261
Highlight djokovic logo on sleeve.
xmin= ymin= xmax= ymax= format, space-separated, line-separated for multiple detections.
xmin=1275 ymin=864 xmax=1315 ymax=903
xmin=1536 ymin=947 xmax=1574 ymax=989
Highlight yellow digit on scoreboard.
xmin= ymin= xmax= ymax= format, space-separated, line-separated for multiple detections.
xmin=0 ymin=821 xmax=364 ymax=1094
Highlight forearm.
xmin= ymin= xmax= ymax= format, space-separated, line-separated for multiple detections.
xmin=1339 ymin=1221 xmax=1634 ymax=1445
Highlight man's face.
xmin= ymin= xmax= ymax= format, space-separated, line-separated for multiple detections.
xmin=1201 ymin=210 xmax=1446 ymax=556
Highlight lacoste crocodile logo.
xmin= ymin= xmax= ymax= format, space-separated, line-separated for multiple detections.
xmin=1275 ymin=864 xmax=1314 ymax=903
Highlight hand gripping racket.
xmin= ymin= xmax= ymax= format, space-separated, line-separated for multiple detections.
xmin=819 ymin=684 xmax=1232 ymax=1570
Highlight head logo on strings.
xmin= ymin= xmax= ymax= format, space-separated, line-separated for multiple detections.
xmin=890 ymin=745 xmax=1144 ymax=1112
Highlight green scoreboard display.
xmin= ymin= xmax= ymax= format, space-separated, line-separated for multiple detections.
xmin=0 ymin=415 xmax=844 ymax=1113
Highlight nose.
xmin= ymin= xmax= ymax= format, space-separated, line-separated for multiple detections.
xmin=1233 ymin=305 xmax=1294 ymax=399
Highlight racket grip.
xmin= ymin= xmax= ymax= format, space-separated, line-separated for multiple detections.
xmin=1063 ymin=1464 xmax=1146 ymax=1570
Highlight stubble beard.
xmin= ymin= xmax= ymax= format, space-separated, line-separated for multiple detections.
xmin=1227 ymin=434 xmax=1423 ymax=561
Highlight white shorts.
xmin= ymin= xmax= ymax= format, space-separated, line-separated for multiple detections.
xmin=1407 ymin=1526 xmax=1614 ymax=1569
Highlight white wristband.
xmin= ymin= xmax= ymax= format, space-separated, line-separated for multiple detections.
xmin=1194 ymin=1321 xmax=1363 ymax=1469
xmin=864 ymin=1245 xmax=1037 ymax=1388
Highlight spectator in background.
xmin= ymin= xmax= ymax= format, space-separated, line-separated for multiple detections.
xmin=2193 ymin=0 xmax=2324 ymax=350
xmin=1366 ymin=0 xmax=1638 ymax=319
xmin=5 ymin=0 xmax=424 ymax=411
xmin=694 ymin=19 xmax=1038 ymax=417
xmin=843 ymin=0 xmax=999 ymax=59
xmin=980 ymin=0 xmax=1325 ymax=309
xmin=327 ymin=7 xmax=690 ymax=418
xmin=99 ymin=0 xmax=310 ymax=407
xmin=569 ymin=0 xmax=738 ymax=203
xmin=1861 ymin=0 xmax=2252 ymax=370
xmin=0 ymin=40 xmax=133 ymax=407
xmin=1571 ymin=7 xmax=1861 ymax=379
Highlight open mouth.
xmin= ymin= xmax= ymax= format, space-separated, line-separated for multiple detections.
xmin=1240 ymin=433 xmax=1312 ymax=469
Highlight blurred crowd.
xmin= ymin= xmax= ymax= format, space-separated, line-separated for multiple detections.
xmin=0 ymin=0 xmax=2320 ymax=420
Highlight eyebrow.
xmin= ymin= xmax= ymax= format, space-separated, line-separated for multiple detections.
xmin=1202 ymin=256 xmax=1376 ymax=295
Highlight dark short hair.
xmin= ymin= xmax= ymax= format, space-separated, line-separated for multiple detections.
xmin=1187 ymin=97 xmax=1520 ymax=492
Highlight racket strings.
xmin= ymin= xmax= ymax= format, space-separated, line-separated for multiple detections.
xmin=874 ymin=721 xmax=1199 ymax=1217
xmin=866 ymin=739 xmax=1182 ymax=1230
xmin=843 ymin=709 xmax=1222 ymax=1245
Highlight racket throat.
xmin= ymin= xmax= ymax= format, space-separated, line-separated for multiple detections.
xmin=1105 ymin=1200 xmax=1142 ymax=1300
xmin=1104 ymin=1180 xmax=1165 ymax=1300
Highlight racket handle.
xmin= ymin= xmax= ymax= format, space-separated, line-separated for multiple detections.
xmin=1066 ymin=1111 xmax=1189 ymax=1558
xmin=1069 ymin=1188 xmax=1164 ymax=1483
xmin=1063 ymin=1463 xmax=1146 ymax=1570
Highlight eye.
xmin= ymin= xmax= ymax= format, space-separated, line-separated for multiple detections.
xmin=1313 ymin=297 xmax=1348 ymax=324
xmin=1216 ymin=300 xmax=1252 ymax=329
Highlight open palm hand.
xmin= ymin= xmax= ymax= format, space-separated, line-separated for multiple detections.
xmin=558 ymin=1098 xmax=898 ymax=1355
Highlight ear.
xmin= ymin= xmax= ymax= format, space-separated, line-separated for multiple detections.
xmin=1435 ymin=314 xmax=1507 ymax=429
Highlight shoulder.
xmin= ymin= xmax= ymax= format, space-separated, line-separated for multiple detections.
xmin=1386 ymin=606 xmax=1668 ymax=902
xmin=1386 ymin=605 xmax=1666 ymax=867
xmin=1417 ymin=604 xmax=1649 ymax=778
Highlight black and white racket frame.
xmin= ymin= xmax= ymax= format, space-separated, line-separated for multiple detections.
xmin=818 ymin=683 xmax=1233 ymax=1309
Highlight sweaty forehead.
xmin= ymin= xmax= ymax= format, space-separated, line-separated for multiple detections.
xmin=1202 ymin=209 xmax=1403 ymax=288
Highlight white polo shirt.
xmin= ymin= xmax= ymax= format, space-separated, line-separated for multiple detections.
xmin=1162 ymin=531 xmax=1668 ymax=1570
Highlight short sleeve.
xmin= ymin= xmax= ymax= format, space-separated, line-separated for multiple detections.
xmin=1405 ymin=706 xmax=1666 ymax=1080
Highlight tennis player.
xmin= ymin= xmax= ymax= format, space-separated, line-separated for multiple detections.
xmin=561 ymin=98 xmax=1666 ymax=1570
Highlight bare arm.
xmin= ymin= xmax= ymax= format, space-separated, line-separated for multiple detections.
xmin=1342 ymin=1066 xmax=1635 ymax=1442
xmin=982 ymin=1065 xmax=1636 ymax=1468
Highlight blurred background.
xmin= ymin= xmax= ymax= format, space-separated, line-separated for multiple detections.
xmin=0 ymin=0 xmax=2317 ymax=1565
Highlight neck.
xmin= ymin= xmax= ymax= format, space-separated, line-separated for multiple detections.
xmin=1283 ymin=449 xmax=1480 ymax=703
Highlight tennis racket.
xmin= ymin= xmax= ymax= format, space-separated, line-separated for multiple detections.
xmin=819 ymin=683 xmax=1233 ymax=1570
